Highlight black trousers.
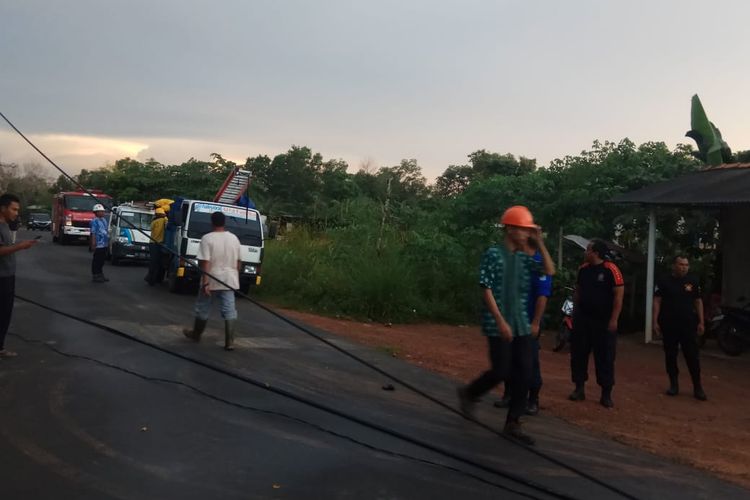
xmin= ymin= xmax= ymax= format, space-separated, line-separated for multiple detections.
xmin=466 ymin=335 xmax=534 ymax=421
xmin=91 ymin=248 xmax=106 ymax=276
xmin=570 ymin=314 xmax=616 ymax=388
xmin=661 ymin=321 xmax=701 ymax=384
xmin=501 ymin=336 xmax=542 ymax=398
xmin=0 ymin=275 xmax=15 ymax=350
xmin=146 ymin=243 xmax=164 ymax=284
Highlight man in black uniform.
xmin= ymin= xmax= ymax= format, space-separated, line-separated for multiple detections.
xmin=653 ymin=255 xmax=707 ymax=401
xmin=569 ymin=240 xmax=624 ymax=408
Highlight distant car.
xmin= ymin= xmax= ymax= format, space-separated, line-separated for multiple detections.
xmin=27 ymin=212 xmax=52 ymax=231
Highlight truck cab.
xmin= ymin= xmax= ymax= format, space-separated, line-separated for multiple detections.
xmin=165 ymin=199 xmax=263 ymax=294
xmin=52 ymin=191 xmax=113 ymax=244
xmin=108 ymin=203 xmax=154 ymax=265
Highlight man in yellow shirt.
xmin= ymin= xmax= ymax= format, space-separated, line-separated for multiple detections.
xmin=146 ymin=208 xmax=167 ymax=285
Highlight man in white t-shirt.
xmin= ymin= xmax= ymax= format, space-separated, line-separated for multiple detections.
xmin=183 ymin=211 xmax=242 ymax=350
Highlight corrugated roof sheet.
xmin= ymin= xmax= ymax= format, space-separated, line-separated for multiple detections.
xmin=611 ymin=164 xmax=750 ymax=206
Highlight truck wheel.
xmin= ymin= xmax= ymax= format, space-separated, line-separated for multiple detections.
xmin=168 ymin=270 xmax=183 ymax=294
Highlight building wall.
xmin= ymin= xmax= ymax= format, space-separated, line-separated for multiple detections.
xmin=721 ymin=206 xmax=750 ymax=306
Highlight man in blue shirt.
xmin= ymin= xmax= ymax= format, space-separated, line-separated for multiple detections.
xmin=495 ymin=250 xmax=553 ymax=415
xmin=89 ymin=203 xmax=110 ymax=283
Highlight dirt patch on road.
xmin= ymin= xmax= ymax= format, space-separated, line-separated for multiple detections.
xmin=275 ymin=308 xmax=750 ymax=489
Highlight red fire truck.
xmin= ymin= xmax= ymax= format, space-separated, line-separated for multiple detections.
xmin=52 ymin=190 xmax=113 ymax=245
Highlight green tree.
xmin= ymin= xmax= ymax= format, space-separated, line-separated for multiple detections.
xmin=433 ymin=164 xmax=474 ymax=197
xmin=468 ymin=150 xmax=537 ymax=178
xmin=262 ymin=146 xmax=324 ymax=215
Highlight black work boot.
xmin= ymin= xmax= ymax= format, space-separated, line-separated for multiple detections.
xmin=457 ymin=386 xmax=476 ymax=417
xmin=526 ymin=388 xmax=540 ymax=416
xmin=666 ymin=375 xmax=679 ymax=396
xmin=92 ymin=274 xmax=106 ymax=283
xmin=493 ymin=393 xmax=511 ymax=409
xmin=183 ymin=318 xmax=207 ymax=342
xmin=693 ymin=384 xmax=707 ymax=401
xmin=568 ymin=383 xmax=585 ymax=401
xmin=224 ymin=320 xmax=236 ymax=351
xmin=600 ymin=386 xmax=614 ymax=408
xmin=503 ymin=420 xmax=535 ymax=446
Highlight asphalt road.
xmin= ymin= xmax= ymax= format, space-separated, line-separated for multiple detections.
xmin=1 ymin=229 xmax=748 ymax=500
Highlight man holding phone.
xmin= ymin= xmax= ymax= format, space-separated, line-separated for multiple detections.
xmin=0 ymin=193 xmax=38 ymax=358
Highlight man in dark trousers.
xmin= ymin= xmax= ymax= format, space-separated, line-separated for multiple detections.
xmin=569 ymin=240 xmax=624 ymax=408
xmin=145 ymin=207 xmax=167 ymax=285
xmin=653 ymin=255 xmax=707 ymax=401
xmin=0 ymin=193 xmax=38 ymax=358
xmin=457 ymin=205 xmax=555 ymax=445
xmin=494 ymin=248 xmax=552 ymax=415
xmin=89 ymin=203 xmax=109 ymax=283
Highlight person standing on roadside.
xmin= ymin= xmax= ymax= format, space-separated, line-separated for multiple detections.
xmin=457 ymin=205 xmax=555 ymax=445
xmin=568 ymin=240 xmax=624 ymax=408
xmin=653 ymin=255 xmax=707 ymax=401
xmin=183 ymin=211 xmax=242 ymax=351
xmin=89 ymin=203 xmax=110 ymax=283
xmin=0 ymin=193 xmax=38 ymax=358
xmin=495 ymin=247 xmax=553 ymax=415
xmin=145 ymin=207 xmax=167 ymax=286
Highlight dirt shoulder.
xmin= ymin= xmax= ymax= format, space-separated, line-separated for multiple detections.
xmin=274 ymin=307 xmax=750 ymax=490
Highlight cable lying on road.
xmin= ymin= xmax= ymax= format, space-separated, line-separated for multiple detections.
xmin=15 ymin=295 xmax=578 ymax=500
xmin=9 ymin=332 xmax=545 ymax=500
xmin=3 ymin=112 xmax=638 ymax=500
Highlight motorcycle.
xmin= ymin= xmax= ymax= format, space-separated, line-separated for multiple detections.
xmin=698 ymin=293 xmax=723 ymax=349
xmin=713 ymin=298 xmax=750 ymax=356
xmin=553 ymin=287 xmax=574 ymax=352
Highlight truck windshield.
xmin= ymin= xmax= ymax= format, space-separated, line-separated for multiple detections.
xmin=31 ymin=213 xmax=51 ymax=221
xmin=64 ymin=195 xmax=112 ymax=212
xmin=118 ymin=211 xmax=153 ymax=231
xmin=187 ymin=204 xmax=262 ymax=246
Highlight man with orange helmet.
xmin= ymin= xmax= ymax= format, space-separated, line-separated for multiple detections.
xmin=458 ymin=205 xmax=555 ymax=445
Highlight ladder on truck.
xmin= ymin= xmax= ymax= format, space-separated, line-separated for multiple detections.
xmin=214 ymin=167 xmax=252 ymax=204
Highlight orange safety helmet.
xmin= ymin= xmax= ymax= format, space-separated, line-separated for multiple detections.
xmin=500 ymin=205 xmax=537 ymax=228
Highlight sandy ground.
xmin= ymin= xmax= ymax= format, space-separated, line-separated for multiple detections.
xmin=275 ymin=307 xmax=750 ymax=489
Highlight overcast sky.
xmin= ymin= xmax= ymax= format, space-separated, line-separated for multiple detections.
xmin=2 ymin=0 xmax=749 ymax=180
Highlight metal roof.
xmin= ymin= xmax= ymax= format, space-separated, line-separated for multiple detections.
xmin=611 ymin=164 xmax=750 ymax=206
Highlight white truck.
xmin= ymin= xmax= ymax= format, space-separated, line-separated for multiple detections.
xmin=108 ymin=203 xmax=155 ymax=265
xmin=165 ymin=199 xmax=263 ymax=294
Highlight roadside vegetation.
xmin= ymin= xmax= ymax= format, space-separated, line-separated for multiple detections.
xmin=3 ymin=140 xmax=745 ymax=323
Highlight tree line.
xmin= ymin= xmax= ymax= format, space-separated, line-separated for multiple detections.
xmin=1 ymin=139 xmax=735 ymax=323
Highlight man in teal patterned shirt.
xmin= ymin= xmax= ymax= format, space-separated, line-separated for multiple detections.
xmin=458 ymin=205 xmax=555 ymax=445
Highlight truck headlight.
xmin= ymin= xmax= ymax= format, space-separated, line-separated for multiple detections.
xmin=243 ymin=265 xmax=257 ymax=274
xmin=117 ymin=237 xmax=130 ymax=244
